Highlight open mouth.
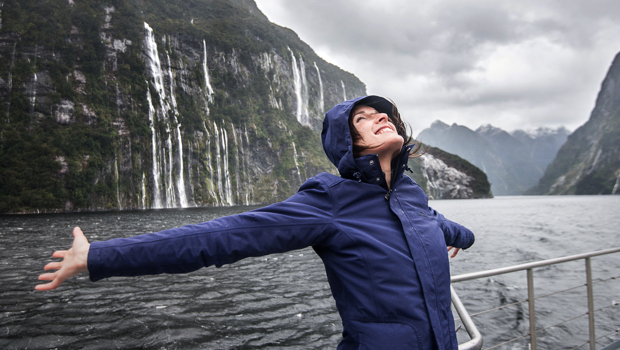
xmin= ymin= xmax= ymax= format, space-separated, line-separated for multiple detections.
xmin=375 ymin=126 xmax=394 ymax=135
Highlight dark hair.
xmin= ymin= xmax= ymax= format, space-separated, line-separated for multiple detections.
xmin=348 ymin=97 xmax=422 ymax=158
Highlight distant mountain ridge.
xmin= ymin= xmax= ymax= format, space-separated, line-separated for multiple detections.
xmin=417 ymin=121 xmax=569 ymax=195
xmin=528 ymin=52 xmax=620 ymax=195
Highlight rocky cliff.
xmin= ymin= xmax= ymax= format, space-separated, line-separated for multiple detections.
xmin=408 ymin=145 xmax=492 ymax=199
xmin=528 ymin=52 xmax=620 ymax=195
xmin=0 ymin=0 xmax=491 ymax=213
xmin=0 ymin=0 xmax=366 ymax=212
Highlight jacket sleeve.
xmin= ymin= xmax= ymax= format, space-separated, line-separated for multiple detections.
xmin=428 ymin=206 xmax=475 ymax=250
xmin=88 ymin=176 xmax=335 ymax=282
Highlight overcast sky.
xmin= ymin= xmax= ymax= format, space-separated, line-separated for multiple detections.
xmin=254 ymin=0 xmax=620 ymax=135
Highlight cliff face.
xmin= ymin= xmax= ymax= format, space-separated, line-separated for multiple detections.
xmin=408 ymin=146 xmax=492 ymax=200
xmin=529 ymin=52 xmax=620 ymax=195
xmin=417 ymin=121 xmax=568 ymax=195
xmin=0 ymin=0 xmax=366 ymax=212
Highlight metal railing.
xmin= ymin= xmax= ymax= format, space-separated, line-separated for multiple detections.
xmin=451 ymin=247 xmax=620 ymax=350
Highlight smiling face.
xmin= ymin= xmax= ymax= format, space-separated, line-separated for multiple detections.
xmin=350 ymin=105 xmax=404 ymax=159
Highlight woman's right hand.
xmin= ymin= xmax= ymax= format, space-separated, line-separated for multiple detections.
xmin=35 ymin=227 xmax=90 ymax=291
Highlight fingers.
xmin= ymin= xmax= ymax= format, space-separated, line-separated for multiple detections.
xmin=73 ymin=227 xmax=84 ymax=238
xmin=35 ymin=280 xmax=60 ymax=291
xmin=44 ymin=261 xmax=63 ymax=271
xmin=450 ymin=248 xmax=461 ymax=258
xmin=35 ymin=227 xmax=90 ymax=292
xmin=51 ymin=250 xmax=67 ymax=258
xmin=38 ymin=272 xmax=57 ymax=281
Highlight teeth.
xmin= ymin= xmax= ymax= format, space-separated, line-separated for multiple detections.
xmin=377 ymin=128 xmax=392 ymax=135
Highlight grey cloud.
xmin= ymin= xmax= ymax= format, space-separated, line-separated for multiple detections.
xmin=255 ymin=0 xmax=620 ymax=132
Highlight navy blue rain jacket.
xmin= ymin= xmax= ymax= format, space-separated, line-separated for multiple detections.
xmin=88 ymin=96 xmax=475 ymax=350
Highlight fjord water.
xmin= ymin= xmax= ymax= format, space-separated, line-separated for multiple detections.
xmin=1 ymin=195 xmax=619 ymax=349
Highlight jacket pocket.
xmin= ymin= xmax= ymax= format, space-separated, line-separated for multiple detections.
xmin=355 ymin=321 xmax=421 ymax=350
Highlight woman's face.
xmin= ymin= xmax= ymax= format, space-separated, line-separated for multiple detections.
xmin=351 ymin=105 xmax=404 ymax=159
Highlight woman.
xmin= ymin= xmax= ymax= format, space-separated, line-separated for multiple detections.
xmin=37 ymin=96 xmax=475 ymax=350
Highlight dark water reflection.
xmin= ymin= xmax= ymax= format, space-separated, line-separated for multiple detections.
xmin=1 ymin=196 xmax=619 ymax=349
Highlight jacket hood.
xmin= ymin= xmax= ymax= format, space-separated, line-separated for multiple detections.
xmin=321 ymin=95 xmax=411 ymax=182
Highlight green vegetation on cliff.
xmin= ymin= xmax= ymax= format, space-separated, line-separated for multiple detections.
xmin=0 ymin=0 xmax=362 ymax=213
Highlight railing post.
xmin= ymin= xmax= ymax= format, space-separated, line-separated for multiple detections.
xmin=585 ymin=257 xmax=596 ymax=350
xmin=527 ymin=268 xmax=537 ymax=350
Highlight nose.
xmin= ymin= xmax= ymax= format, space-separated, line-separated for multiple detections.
xmin=375 ymin=113 xmax=388 ymax=123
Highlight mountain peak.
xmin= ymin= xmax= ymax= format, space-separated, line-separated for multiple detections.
xmin=430 ymin=120 xmax=450 ymax=130
xmin=476 ymin=124 xmax=505 ymax=136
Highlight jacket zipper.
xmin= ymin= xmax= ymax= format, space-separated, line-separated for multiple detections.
xmin=385 ymin=189 xmax=392 ymax=201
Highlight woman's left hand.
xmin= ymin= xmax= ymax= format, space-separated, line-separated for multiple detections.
xmin=447 ymin=246 xmax=460 ymax=258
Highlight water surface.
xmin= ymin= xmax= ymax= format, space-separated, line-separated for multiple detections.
xmin=1 ymin=196 xmax=619 ymax=349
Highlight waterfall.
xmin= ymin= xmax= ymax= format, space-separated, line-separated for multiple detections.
xmin=299 ymin=57 xmax=310 ymax=126
xmin=141 ymin=173 xmax=147 ymax=209
xmin=612 ymin=172 xmax=620 ymax=195
xmin=146 ymin=86 xmax=162 ymax=208
xmin=292 ymin=141 xmax=302 ymax=183
xmin=203 ymin=122 xmax=218 ymax=204
xmin=143 ymin=22 xmax=189 ymax=208
xmin=288 ymin=48 xmax=311 ymax=127
xmin=165 ymin=127 xmax=176 ymax=207
xmin=175 ymin=123 xmax=188 ymax=207
xmin=289 ymin=47 xmax=303 ymax=125
xmin=144 ymin=23 xmax=167 ymax=105
xmin=341 ymin=80 xmax=347 ymax=101
xmin=114 ymin=156 xmax=122 ymax=209
xmin=232 ymin=125 xmax=241 ymax=205
xmin=30 ymin=73 xmax=37 ymax=113
xmin=221 ymin=125 xmax=233 ymax=206
xmin=243 ymin=125 xmax=253 ymax=204
xmin=213 ymin=121 xmax=224 ymax=205
xmin=314 ymin=62 xmax=324 ymax=114
xmin=202 ymin=40 xmax=214 ymax=106
xmin=166 ymin=54 xmax=189 ymax=207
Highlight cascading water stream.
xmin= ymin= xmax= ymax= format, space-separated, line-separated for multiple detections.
xmin=213 ymin=121 xmax=224 ymax=205
xmin=232 ymin=125 xmax=241 ymax=205
xmin=166 ymin=54 xmax=189 ymax=207
xmin=175 ymin=123 xmax=188 ymax=207
xmin=202 ymin=40 xmax=214 ymax=107
xmin=314 ymin=62 xmax=324 ymax=114
xmin=289 ymin=47 xmax=303 ymax=125
xmin=146 ymin=86 xmax=163 ymax=208
xmin=144 ymin=23 xmax=167 ymax=104
xmin=299 ymin=57 xmax=310 ymax=126
xmin=203 ymin=122 xmax=218 ymax=204
xmin=165 ymin=128 xmax=176 ymax=207
xmin=29 ymin=73 xmax=37 ymax=117
xmin=613 ymin=173 xmax=620 ymax=194
xmin=221 ymin=125 xmax=233 ymax=206
xmin=141 ymin=173 xmax=147 ymax=209
xmin=341 ymin=80 xmax=347 ymax=101
xmin=243 ymin=125 xmax=253 ymax=204
xmin=144 ymin=22 xmax=190 ymax=208
xmin=292 ymin=141 xmax=302 ymax=183
xmin=114 ymin=157 xmax=122 ymax=209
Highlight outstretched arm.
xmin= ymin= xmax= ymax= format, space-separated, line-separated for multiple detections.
xmin=35 ymin=227 xmax=90 ymax=291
